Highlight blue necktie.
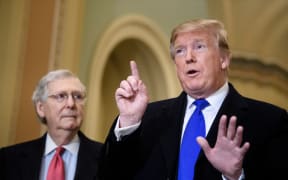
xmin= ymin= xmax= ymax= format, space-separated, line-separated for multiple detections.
xmin=178 ymin=99 xmax=209 ymax=180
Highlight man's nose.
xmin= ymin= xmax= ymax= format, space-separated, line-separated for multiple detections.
xmin=185 ymin=48 xmax=196 ymax=63
xmin=65 ymin=95 xmax=76 ymax=107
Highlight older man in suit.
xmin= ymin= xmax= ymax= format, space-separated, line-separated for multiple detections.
xmin=100 ymin=19 xmax=288 ymax=180
xmin=0 ymin=69 xmax=103 ymax=180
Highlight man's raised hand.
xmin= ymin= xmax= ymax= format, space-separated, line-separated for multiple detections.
xmin=115 ymin=60 xmax=149 ymax=127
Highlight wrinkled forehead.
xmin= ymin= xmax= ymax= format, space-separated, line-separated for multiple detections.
xmin=47 ymin=77 xmax=85 ymax=93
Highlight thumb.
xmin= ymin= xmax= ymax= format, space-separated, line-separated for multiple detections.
xmin=197 ymin=136 xmax=211 ymax=153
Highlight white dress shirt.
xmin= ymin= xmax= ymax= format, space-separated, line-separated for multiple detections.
xmin=181 ymin=82 xmax=228 ymax=140
xmin=39 ymin=133 xmax=80 ymax=180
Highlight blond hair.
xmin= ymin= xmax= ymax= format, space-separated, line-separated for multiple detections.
xmin=170 ymin=19 xmax=230 ymax=59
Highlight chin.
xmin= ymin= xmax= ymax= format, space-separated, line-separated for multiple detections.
xmin=63 ymin=123 xmax=79 ymax=131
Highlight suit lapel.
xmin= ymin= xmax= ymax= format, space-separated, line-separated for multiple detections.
xmin=19 ymin=134 xmax=46 ymax=180
xmin=206 ymin=83 xmax=248 ymax=145
xmin=198 ymin=83 xmax=248 ymax=160
xmin=75 ymin=132 xmax=90 ymax=179
xmin=74 ymin=132 xmax=99 ymax=180
xmin=158 ymin=92 xmax=187 ymax=178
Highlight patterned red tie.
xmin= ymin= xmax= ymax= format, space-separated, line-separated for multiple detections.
xmin=47 ymin=146 xmax=65 ymax=180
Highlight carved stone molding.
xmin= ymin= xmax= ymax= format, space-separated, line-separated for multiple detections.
xmin=230 ymin=56 xmax=288 ymax=94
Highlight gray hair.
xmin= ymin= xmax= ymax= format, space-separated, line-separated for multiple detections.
xmin=32 ymin=69 xmax=86 ymax=124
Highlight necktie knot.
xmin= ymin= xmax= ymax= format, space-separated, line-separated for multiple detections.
xmin=193 ymin=99 xmax=209 ymax=111
xmin=55 ymin=146 xmax=65 ymax=156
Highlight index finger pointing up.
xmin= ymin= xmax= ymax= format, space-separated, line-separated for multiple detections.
xmin=130 ymin=60 xmax=140 ymax=80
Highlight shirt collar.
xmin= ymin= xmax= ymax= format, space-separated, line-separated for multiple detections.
xmin=187 ymin=82 xmax=229 ymax=109
xmin=44 ymin=133 xmax=80 ymax=156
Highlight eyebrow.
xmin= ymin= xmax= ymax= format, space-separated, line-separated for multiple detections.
xmin=49 ymin=90 xmax=84 ymax=94
xmin=174 ymin=39 xmax=206 ymax=47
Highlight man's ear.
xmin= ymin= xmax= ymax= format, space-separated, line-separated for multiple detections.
xmin=221 ymin=53 xmax=231 ymax=69
xmin=36 ymin=101 xmax=45 ymax=118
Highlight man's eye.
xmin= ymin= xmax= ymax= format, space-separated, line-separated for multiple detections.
xmin=56 ymin=93 xmax=66 ymax=100
xmin=175 ymin=48 xmax=186 ymax=55
xmin=197 ymin=44 xmax=204 ymax=49
xmin=73 ymin=94 xmax=83 ymax=100
xmin=194 ymin=43 xmax=207 ymax=50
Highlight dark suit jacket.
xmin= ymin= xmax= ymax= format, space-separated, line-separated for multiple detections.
xmin=0 ymin=131 xmax=103 ymax=180
xmin=100 ymin=83 xmax=288 ymax=180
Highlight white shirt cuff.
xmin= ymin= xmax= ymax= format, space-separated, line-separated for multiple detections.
xmin=114 ymin=117 xmax=141 ymax=141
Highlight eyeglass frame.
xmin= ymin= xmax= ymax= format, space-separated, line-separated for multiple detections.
xmin=47 ymin=91 xmax=86 ymax=104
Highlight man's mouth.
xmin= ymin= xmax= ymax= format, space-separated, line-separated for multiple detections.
xmin=187 ymin=69 xmax=198 ymax=75
xmin=62 ymin=114 xmax=77 ymax=119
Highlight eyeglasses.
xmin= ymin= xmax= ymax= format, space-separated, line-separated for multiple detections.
xmin=48 ymin=91 xmax=86 ymax=104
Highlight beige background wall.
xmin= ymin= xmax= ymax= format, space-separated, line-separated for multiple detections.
xmin=1 ymin=0 xmax=287 ymax=147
